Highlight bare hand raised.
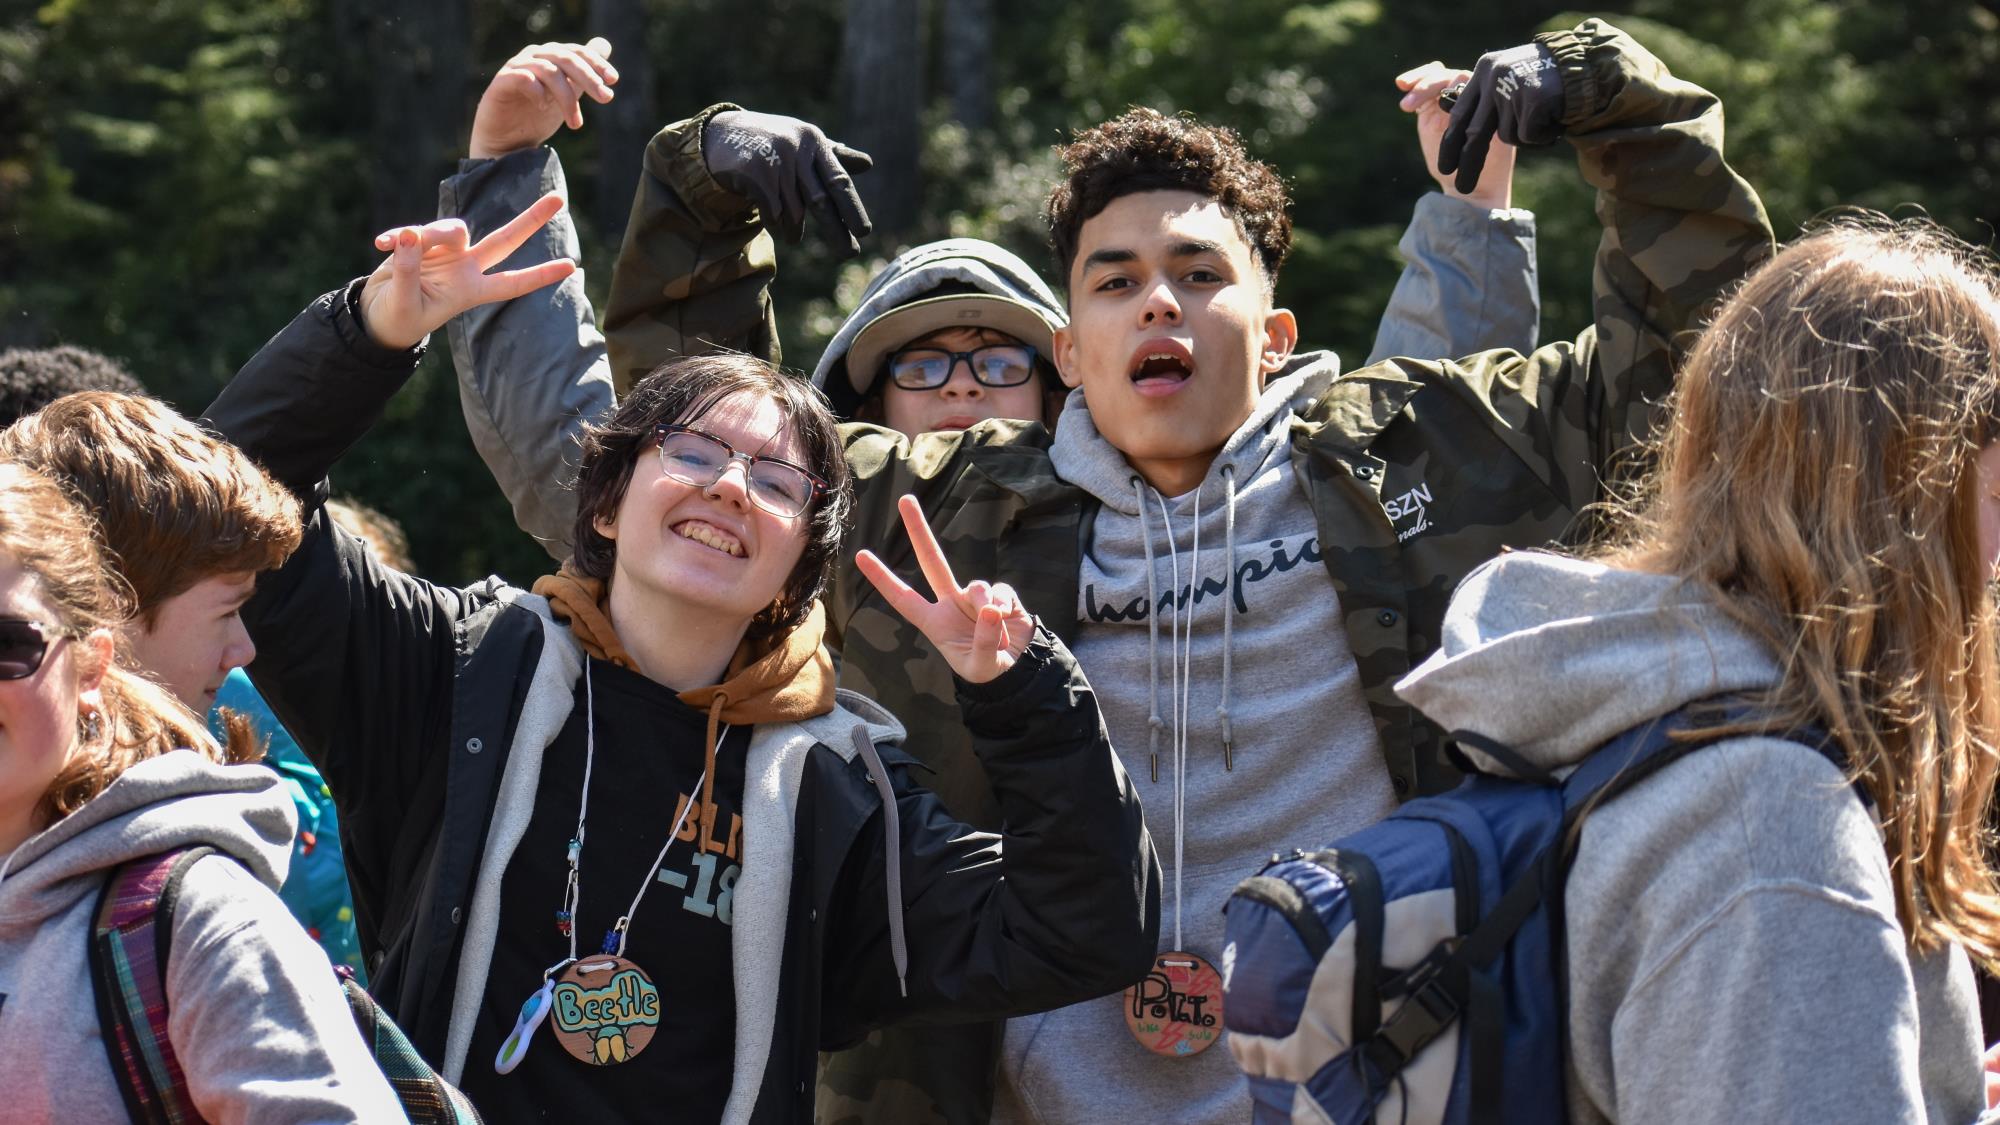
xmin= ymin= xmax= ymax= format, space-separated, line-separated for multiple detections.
xmin=470 ymin=39 xmax=618 ymax=159
xmin=1396 ymin=61 xmax=1516 ymax=211
xmin=359 ymin=193 xmax=578 ymax=350
xmin=855 ymin=495 xmax=1034 ymax=685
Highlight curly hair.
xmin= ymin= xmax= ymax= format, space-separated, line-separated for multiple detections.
xmin=1046 ymin=107 xmax=1293 ymax=291
xmin=570 ymin=354 xmax=852 ymax=644
xmin=0 ymin=346 xmax=146 ymax=426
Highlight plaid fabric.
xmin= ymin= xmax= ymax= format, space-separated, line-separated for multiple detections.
xmin=90 ymin=847 xmax=213 ymax=1125
xmin=93 ymin=849 xmax=483 ymax=1124
xmin=339 ymin=968 xmax=482 ymax=1124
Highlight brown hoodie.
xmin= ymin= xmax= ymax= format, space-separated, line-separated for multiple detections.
xmin=531 ymin=562 xmax=836 ymax=827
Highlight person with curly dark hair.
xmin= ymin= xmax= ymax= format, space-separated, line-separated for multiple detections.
xmin=0 ymin=345 xmax=146 ymax=425
xmin=435 ymin=19 xmax=1775 ymax=1121
xmin=1047 ymin=107 xmax=1294 ymax=292
xmin=202 ymin=193 xmax=1156 ymax=1124
xmin=816 ymin=23 xmax=1770 ymax=1122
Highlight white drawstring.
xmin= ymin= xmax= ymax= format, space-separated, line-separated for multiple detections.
xmin=1135 ymin=477 xmax=1166 ymax=784
xmin=1152 ymin=482 xmax=1202 ymax=952
xmin=1218 ymin=464 xmax=1237 ymax=770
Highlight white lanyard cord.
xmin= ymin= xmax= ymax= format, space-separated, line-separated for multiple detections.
xmin=561 ymin=661 xmax=719 ymax=965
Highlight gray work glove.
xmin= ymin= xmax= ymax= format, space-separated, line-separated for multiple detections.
xmin=1437 ymin=42 xmax=1564 ymax=195
xmin=703 ymin=109 xmax=874 ymax=257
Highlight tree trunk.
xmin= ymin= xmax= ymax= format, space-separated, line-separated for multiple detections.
xmin=588 ymin=0 xmax=655 ymax=244
xmin=840 ymin=0 xmax=924 ymax=234
xmin=339 ymin=0 xmax=472 ymax=234
xmin=941 ymin=0 xmax=993 ymax=131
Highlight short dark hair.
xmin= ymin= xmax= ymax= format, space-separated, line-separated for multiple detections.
xmin=0 ymin=346 xmax=147 ymax=426
xmin=1046 ymin=108 xmax=1293 ymax=291
xmin=571 ymin=354 xmax=851 ymax=642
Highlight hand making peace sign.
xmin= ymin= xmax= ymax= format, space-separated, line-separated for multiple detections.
xmin=359 ymin=192 xmax=578 ymax=351
xmin=855 ymin=495 xmax=1035 ymax=685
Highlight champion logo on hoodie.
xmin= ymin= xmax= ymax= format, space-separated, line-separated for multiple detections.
xmin=1082 ymin=534 xmax=1323 ymax=623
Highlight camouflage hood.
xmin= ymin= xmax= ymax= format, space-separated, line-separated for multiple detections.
xmin=812 ymin=238 xmax=1066 ymax=417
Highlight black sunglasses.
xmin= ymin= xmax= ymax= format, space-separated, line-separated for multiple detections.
xmin=0 ymin=619 xmax=69 ymax=680
xmin=887 ymin=344 xmax=1041 ymax=391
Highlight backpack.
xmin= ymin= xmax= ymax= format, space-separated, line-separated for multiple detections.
xmin=88 ymin=846 xmax=482 ymax=1125
xmin=1220 ymin=704 xmax=1846 ymax=1124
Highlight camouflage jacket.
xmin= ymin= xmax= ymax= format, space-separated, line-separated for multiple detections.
xmin=442 ymin=121 xmax=1542 ymax=831
xmin=438 ymin=19 xmax=1770 ymax=1121
xmin=830 ymin=19 xmax=1772 ymax=828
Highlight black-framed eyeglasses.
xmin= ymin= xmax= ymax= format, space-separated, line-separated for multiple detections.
xmin=0 ymin=619 xmax=69 ymax=681
xmin=653 ymin=425 xmax=829 ymax=519
xmin=887 ymin=344 xmax=1040 ymax=391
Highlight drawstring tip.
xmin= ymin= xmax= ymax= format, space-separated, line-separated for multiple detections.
xmin=1223 ymin=738 xmax=1234 ymax=771
xmin=898 ymin=977 xmax=908 ymax=999
xmin=1150 ymin=751 xmax=1159 ymax=783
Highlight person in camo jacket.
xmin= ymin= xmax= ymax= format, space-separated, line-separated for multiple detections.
xmin=443 ymin=17 xmax=1771 ymax=1124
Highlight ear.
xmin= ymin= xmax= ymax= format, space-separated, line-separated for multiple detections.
xmin=1051 ymin=324 xmax=1083 ymax=390
xmin=75 ymin=628 xmax=114 ymax=707
xmin=1259 ymin=306 xmax=1299 ymax=377
xmin=593 ymin=507 xmax=619 ymax=542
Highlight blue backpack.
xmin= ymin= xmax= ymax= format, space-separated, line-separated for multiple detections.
xmin=1220 ymin=704 xmax=1842 ymax=1124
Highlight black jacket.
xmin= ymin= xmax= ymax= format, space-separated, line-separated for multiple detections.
xmin=202 ymin=283 xmax=1160 ymax=1122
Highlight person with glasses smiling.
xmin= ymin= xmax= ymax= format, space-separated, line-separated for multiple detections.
xmin=200 ymin=194 xmax=1157 ymax=1124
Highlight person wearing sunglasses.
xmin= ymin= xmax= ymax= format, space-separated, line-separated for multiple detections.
xmin=0 ymin=460 xmax=405 ymax=1120
xmin=0 ymin=393 xmax=382 ymax=988
xmin=199 ymin=194 xmax=1156 ymax=1124
xmin=0 ymin=392 xmax=301 ymax=720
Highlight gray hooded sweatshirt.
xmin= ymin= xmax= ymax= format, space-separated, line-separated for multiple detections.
xmin=0 ymin=751 xmax=403 ymax=1123
xmin=1396 ymin=551 xmax=1992 ymax=1125
xmin=993 ymin=361 xmax=1396 ymax=1123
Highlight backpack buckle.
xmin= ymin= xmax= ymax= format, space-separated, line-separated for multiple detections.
xmin=1362 ymin=940 xmax=1463 ymax=1073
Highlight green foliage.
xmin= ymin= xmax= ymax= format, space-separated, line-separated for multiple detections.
xmin=4 ymin=0 xmax=1998 ymax=582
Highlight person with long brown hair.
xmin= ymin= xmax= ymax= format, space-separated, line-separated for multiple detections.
xmin=1396 ymin=216 xmax=2000 ymax=1123
xmin=0 ymin=460 xmax=403 ymax=1119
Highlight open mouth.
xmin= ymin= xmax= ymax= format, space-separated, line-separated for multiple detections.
xmin=673 ymin=519 xmax=746 ymax=558
xmin=1128 ymin=341 xmax=1195 ymax=395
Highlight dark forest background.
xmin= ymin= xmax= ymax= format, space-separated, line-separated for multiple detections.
xmin=4 ymin=0 xmax=1997 ymax=581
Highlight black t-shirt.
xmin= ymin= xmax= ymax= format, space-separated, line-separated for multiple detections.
xmin=460 ymin=657 xmax=750 ymax=1123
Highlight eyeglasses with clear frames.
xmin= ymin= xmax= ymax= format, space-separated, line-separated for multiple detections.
xmin=653 ymin=425 xmax=828 ymax=518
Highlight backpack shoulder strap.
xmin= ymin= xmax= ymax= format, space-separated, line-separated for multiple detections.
xmin=89 ymin=846 xmax=218 ymax=1125
xmin=1561 ymin=702 xmax=1845 ymax=829
xmin=338 ymin=969 xmax=485 ymax=1124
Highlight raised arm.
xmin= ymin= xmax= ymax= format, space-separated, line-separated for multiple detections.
xmin=605 ymin=106 xmax=873 ymax=392
xmin=440 ymin=40 xmax=621 ymax=560
xmin=442 ymin=47 xmax=870 ymax=557
xmin=1387 ymin=18 xmax=1774 ymax=508
xmin=1364 ymin=62 xmax=1540 ymax=364
xmin=202 ymin=199 xmax=574 ymax=908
